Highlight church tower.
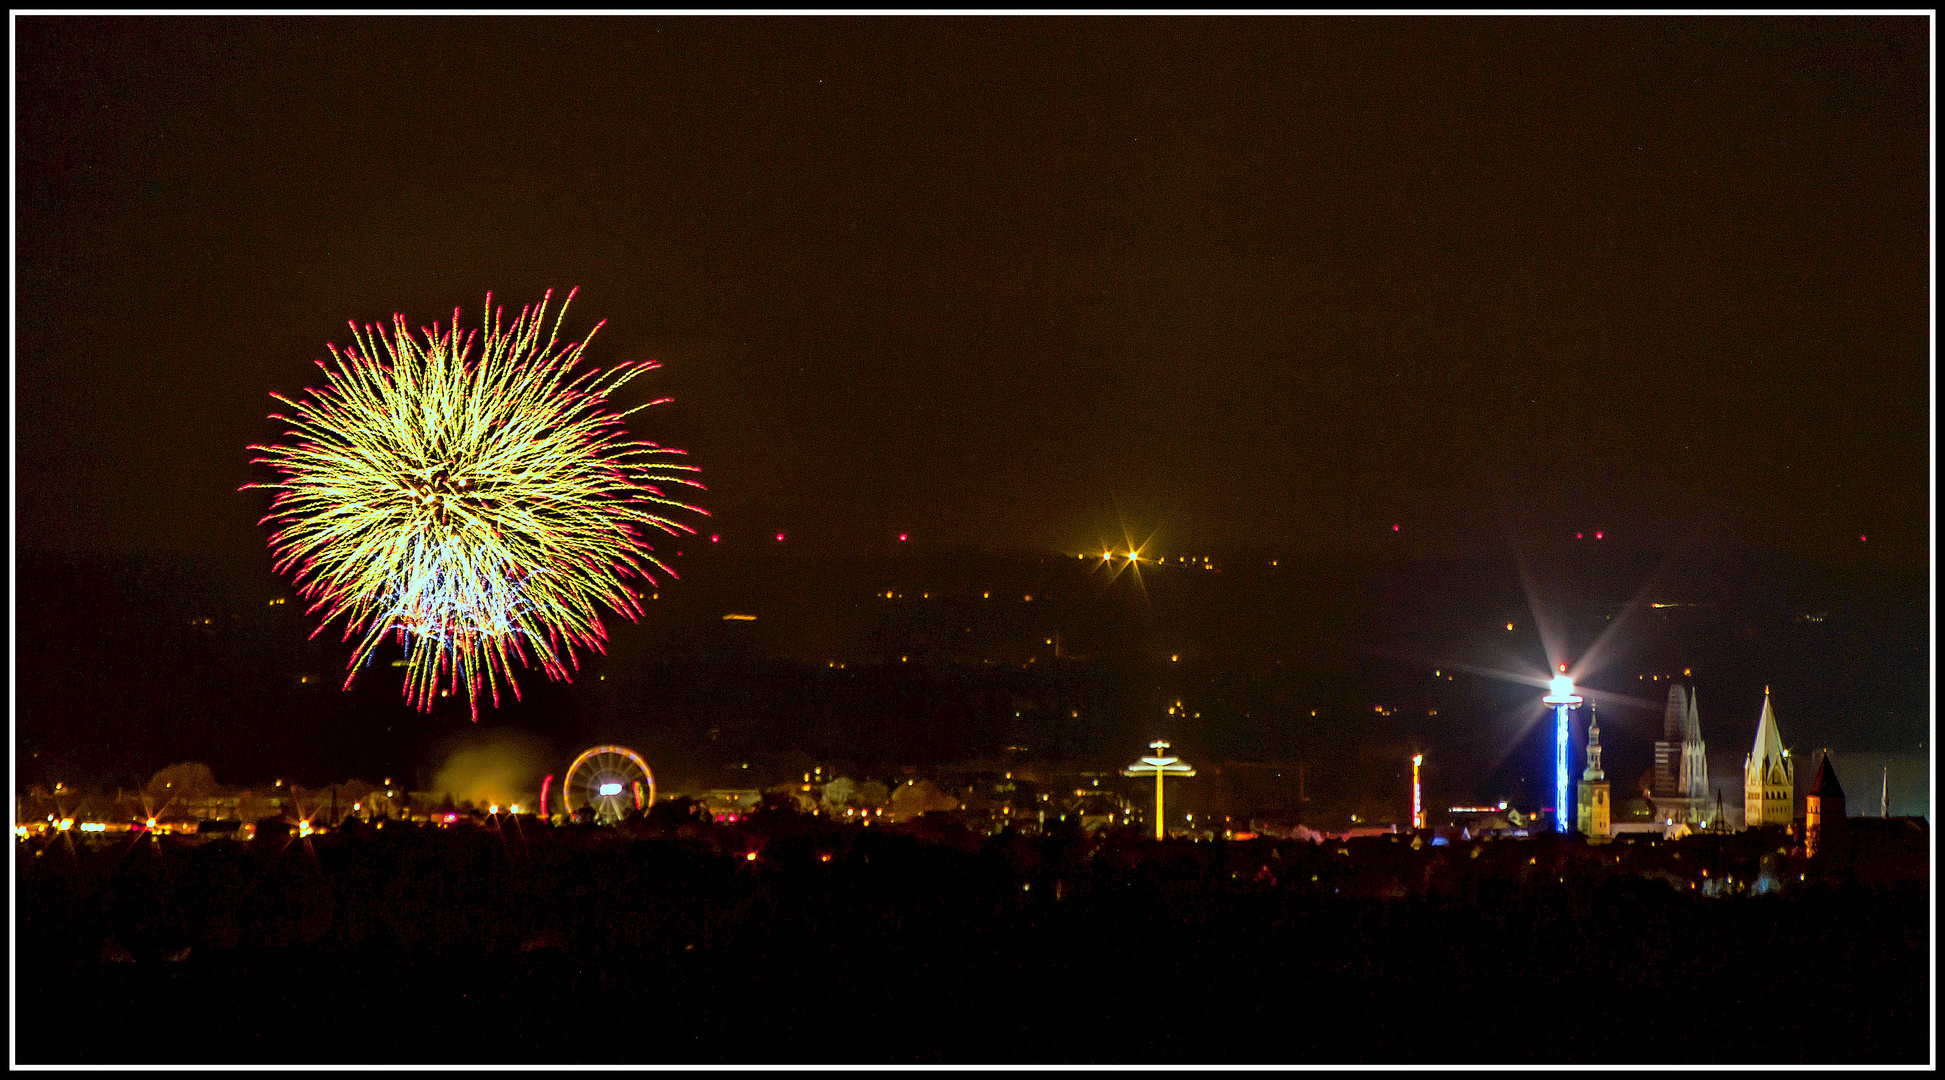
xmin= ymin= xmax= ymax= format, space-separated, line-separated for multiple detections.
xmin=1679 ymin=687 xmax=1709 ymax=822
xmin=1653 ymin=684 xmax=1687 ymax=800
xmin=1576 ymin=702 xmax=1610 ymax=840
xmin=1806 ymin=753 xmax=1845 ymax=858
xmin=1743 ymin=686 xmax=1794 ymax=829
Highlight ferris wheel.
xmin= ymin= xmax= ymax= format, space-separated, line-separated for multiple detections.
xmin=562 ymin=745 xmax=655 ymax=824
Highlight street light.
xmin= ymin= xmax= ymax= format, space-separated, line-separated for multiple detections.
xmin=1122 ymin=740 xmax=1195 ymax=841
xmin=1543 ymin=674 xmax=1583 ymax=835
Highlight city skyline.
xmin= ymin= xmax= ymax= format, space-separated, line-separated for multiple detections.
xmin=14 ymin=17 xmax=1930 ymax=807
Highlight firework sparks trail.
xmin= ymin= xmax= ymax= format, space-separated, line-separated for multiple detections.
xmin=245 ymin=289 xmax=707 ymax=719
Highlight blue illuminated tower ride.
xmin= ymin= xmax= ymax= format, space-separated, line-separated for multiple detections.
xmin=1543 ymin=675 xmax=1583 ymax=834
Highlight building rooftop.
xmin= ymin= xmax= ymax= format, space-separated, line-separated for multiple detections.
xmin=1808 ymin=755 xmax=1844 ymax=801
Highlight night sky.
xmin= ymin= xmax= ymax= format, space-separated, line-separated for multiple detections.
xmin=14 ymin=17 xmax=1932 ymax=790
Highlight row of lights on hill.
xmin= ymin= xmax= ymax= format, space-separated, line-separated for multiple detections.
xmin=736 ymin=531 xmax=916 ymax=543
xmin=876 ymin=590 xmax=1033 ymax=601
xmin=724 ymin=529 xmax=1882 ymax=549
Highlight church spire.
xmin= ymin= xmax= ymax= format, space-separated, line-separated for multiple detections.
xmin=1681 ymin=685 xmax=1709 ymax=811
xmin=1583 ymin=701 xmax=1604 ymax=781
xmin=1751 ymin=686 xmax=1786 ymax=769
xmin=1663 ymin=683 xmax=1688 ymax=745
xmin=1744 ymin=685 xmax=1794 ymax=829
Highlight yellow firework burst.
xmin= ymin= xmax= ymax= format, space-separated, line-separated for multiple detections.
xmin=244 ymin=289 xmax=706 ymax=719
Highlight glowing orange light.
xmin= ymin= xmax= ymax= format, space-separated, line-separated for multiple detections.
xmin=1411 ymin=754 xmax=1424 ymax=829
xmin=746 ymin=851 xmax=758 ymax=861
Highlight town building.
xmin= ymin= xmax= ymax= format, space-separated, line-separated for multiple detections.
xmin=1652 ymin=684 xmax=1686 ymax=802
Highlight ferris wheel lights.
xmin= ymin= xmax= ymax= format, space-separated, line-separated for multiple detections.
xmin=566 ymin=745 xmax=657 ymax=824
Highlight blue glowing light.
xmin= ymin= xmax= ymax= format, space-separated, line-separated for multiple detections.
xmin=1555 ymin=704 xmax=1570 ymax=834
xmin=1542 ymin=677 xmax=1580 ymax=837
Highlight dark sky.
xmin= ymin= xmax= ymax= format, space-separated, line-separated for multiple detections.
xmin=16 ymin=16 xmax=1930 ymax=566
xmin=11 ymin=18 xmax=1932 ymax=793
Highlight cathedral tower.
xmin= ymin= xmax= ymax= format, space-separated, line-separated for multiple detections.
xmin=1743 ymin=687 xmax=1794 ymax=829
xmin=1576 ymin=702 xmax=1610 ymax=839
xmin=1680 ymin=687 xmax=1709 ymax=822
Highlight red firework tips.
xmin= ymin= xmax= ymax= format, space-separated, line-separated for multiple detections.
xmin=246 ymin=289 xmax=705 ymax=720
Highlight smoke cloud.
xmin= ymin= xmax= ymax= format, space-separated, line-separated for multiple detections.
xmin=429 ymin=729 xmax=553 ymax=809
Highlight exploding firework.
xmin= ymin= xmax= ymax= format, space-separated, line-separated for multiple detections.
xmin=245 ymin=289 xmax=706 ymax=719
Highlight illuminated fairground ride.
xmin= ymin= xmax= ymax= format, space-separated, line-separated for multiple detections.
xmin=561 ymin=745 xmax=655 ymax=824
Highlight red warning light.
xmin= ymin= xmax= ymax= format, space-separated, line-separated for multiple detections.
xmin=1860 ymin=534 xmax=1867 ymax=542
xmin=1576 ymin=533 xmax=1583 ymax=539
xmin=775 ymin=532 xmax=786 ymax=542
xmin=1594 ymin=531 xmax=1604 ymax=540
xmin=710 ymin=534 xmax=720 ymax=543
xmin=1391 ymin=524 xmax=1400 ymax=532
xmin=898 ymin=533 xmax=908 ymax=542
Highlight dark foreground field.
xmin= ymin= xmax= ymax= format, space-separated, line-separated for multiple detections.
xmin=15 ymin=814 xmax=1930 ymax=1064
